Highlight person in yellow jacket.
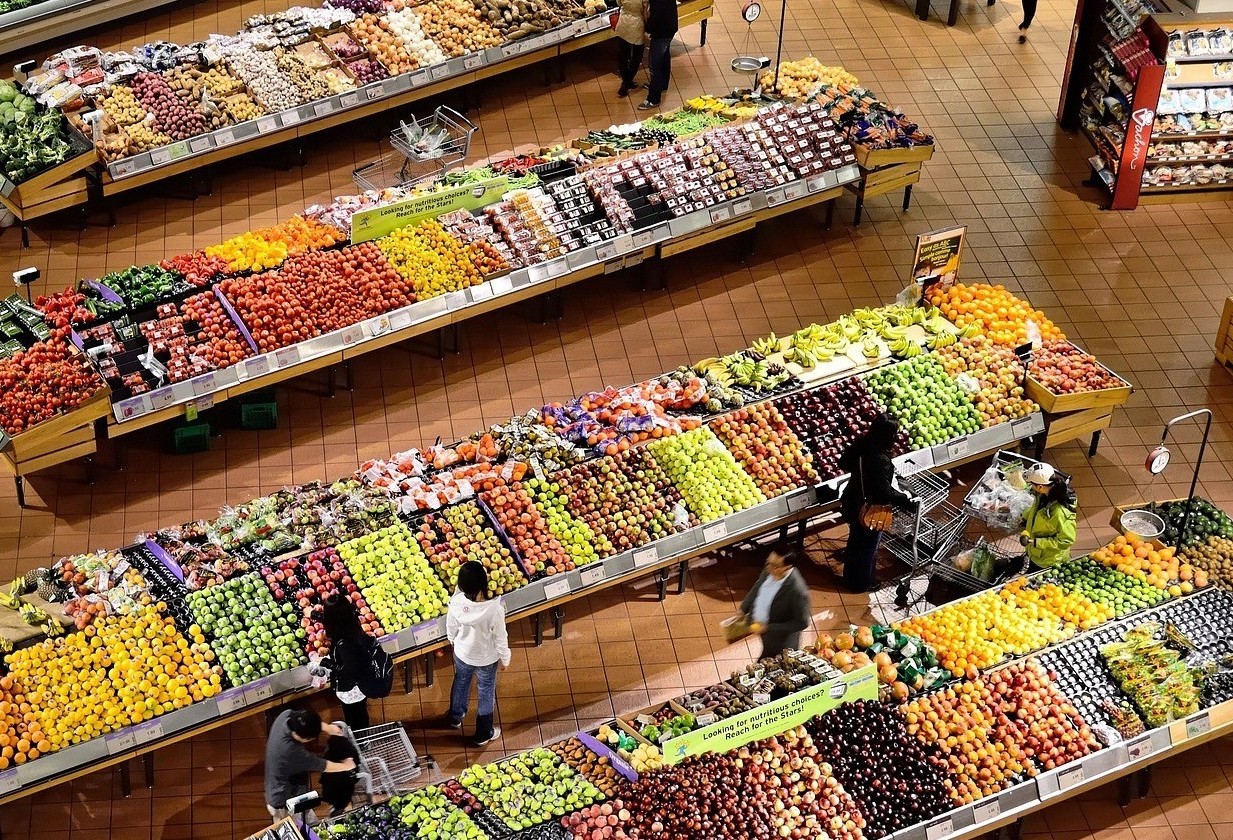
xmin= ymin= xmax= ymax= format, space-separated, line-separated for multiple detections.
xmin=1019 ymin=463 xmax=1077 ymax=569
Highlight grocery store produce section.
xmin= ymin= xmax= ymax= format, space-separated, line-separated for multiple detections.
xmin=315 ymin=500 xmax=1233 ymax=840
xmin=0 ymin=256 xmax=1142 ymax=805
xmin=1 ymin=64 xmax=942 ymax=489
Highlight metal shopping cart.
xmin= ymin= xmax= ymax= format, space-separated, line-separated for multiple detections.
xmin=354 ymin=105 xmax=479 ymax=191
xmin=339 ymin=721 xmax=437 ymax=804
xmin=880 ymin=470 xmax=970 ymax=616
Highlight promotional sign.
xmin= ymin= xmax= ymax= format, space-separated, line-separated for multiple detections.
xmin=661 ymin=664 xmax=878 ymax=764
xmin=911 ymin=225 xmax=966 ymax=288
xmin=1110 ymin=63 xmax=1165 ymax=211
xmin=350 ymin=176 xmax=510 ymax=243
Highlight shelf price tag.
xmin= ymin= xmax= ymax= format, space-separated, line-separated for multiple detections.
xmin=189 ymin=136 xmax=212 ymax=154
xmin=1057 ymin=764 xmax=1085 ymax=790
xmin=116 ymin=396 xmax=148 ymax=421
xmin=366 ymin=83 xmax=384 ymax=100
xmin=244 ymin=679 xmax=274 ymax=705
xmin=0 ymin=769 xmax=20 ymax=795
xmin=191 ymin=373 xmax=217 ymax=396
xmin=972 ymin=798 xmax=1001 ymax=823
xmin=1124 ymin=733 xmax=1158 ymax=761
xmin=149 ymin=387 xmax=176 ymax=410
xmin=807 ymin=174 xmax=829 ymax=192
xmin=784 ymin=182 xmax=807 ymax=200
xmin=340 ymin=324 xmax=365 ymax=346
xmin=315 ymin=101 xmax=334 ymax=117
xmin=365 ymin=315 xmax=391 ymax=337
xmin=764 ymin=187 xmax=787 ymax=206
xmin=470 ymin=283 xmax=494 ymax=301
xmin=112 ymin=159 xmax=139 ymax=178
xmin=702 ymin=521 xmax=728 ymax=543
xmin=106 ymin=730 xmax=137 ymax=755
xmin=413 ymin=621 xmax=443 ymax=646
xmin=543 ymin=578 xmax=571 ymax=600
xmin=925 ymin=818 xmax=954 ymax=840
xmin=257 ymin=116 xmax=280 ymax=134
xmin=340 ymin=92 xmax=359 ymax=108
xmin=709 ymin=205 xmax=732 ymax=224
xmin=579 ymin=566 xmax=604 ymax=587
xmin=632 ymin=229 xmax=654 ymax=249
xmin=282 ymin=108 xmax=303 ymax=126
xmin=752 ymin=692 xmax=772 ymax=704
xmin=633 ymin=547 xmax=659 ymax=568
xmin=786 ymin=492 xmax=813 ymax=513
xmin=595 ymin=242 xmax=617 ymax=262
xmin=946 ymin=437 xmax=970 ymax=462
xmin=132 ymin=720 xmax=164 ymax=745
xmin=1186 ymin=711 xmax=1212 ymax=740
xmin=274 ymin=345 xmax=301 ymax=368
xmin=150 ymin=147 xmax=172 ymax=166
xmin=464 ymin=54 xmax=484 ymax=69
xmin=431 ymin=64 xmax=451 ymax=80
xmin=695 ymin=712 xmax=717 ymax=727
xmin=214 ymin=128 xmax=236 ymax=147
xmin=489 ymin=275 xmax=513 ymax=296
xmin=733 ymin=198 xmax=753 ymax=215
xmin=215 ymin=688 xmax=247 ymax=715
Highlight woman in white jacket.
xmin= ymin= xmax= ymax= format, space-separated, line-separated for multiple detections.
xmin=445 ymin=561 xmax=511 ymax=747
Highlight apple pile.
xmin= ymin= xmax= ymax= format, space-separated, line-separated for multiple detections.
xmin=1028 ymin=340 xmax=1127 ymax=396
xmin=523 ymin=476 xmax=611 ymax=564
xmin=709 ymin=403 xmax=817 ymax=498
xmin=337 ymin=524 xmax=450 ymax=632
xmin=0 ymin=337 xmax=104 ymax=435
xmin=806 ymin=699 xmax=951 ymax=838
xmin=564 ymin=802 xmax=634 ymax=840
xmin=775 ymin=378 xmax=903 ymax=480
xmin=902 ymin=680 xmax=1032 ymax=805
xmin=863 ymin=356 xmax=982 ymax=449
xmin=390 ymin=785 xmax=487 ymax=839
xmin=648 ymin=427 xmax=766 ymax=522
xmin=555 ymin=448 xmax=693 ymax=554
xmin=219 ymin=242 xmax=413 ymax=352
xmin=934 ymin=335 xmax=1038 ymax=427
xmin=414 ymin=501 xmax=527 ymax=594
xmin=261 ymin=549 xmax=385 ymax=657
xmin=459 ymin=747 xmax=605 ymax=831
xmin=481 ymin=483 xmax=574 ymax=577
xmin=186 ymin=574 xmax=305 ymax=685
xmin=980 ymin=660 xmax=1099 ymax=771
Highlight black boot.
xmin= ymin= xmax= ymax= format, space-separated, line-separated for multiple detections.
xmin=467 ymin=714 xmax=500 ymax=747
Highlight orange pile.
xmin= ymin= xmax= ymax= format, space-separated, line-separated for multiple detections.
xmin=1092 ymin=532 xmax=1208 ymax=594
xmin=0 ymin=675 xmax=46 ymax=769
xmin=928 ymin=283 xmax=1065 ymax=347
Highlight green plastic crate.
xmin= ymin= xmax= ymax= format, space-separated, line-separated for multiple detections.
xmin=239 ymin=389 xmax=278 ymax=430
xmin=172 ymin=420 xmax=211 ymax=454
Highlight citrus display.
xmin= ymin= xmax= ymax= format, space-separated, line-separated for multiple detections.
xmin=1090 ymin=532 xmax=1207 ymax=594
xmin=928 ymin=283 xmax=1064 ymax=347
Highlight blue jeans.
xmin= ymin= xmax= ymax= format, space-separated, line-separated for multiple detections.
xmin=843 ymin=522 xmax=882 ymax=592
xmin=647 ymin=37 xmax=672 ymax=104
xmin=448 ymin=658 xmax=498 ymax=723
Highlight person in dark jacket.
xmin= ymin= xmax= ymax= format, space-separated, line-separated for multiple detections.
xmin=739 ymin=549 xmax=811 ymax=659
xmin=321 ymin=595 xmax=375 ymax=731
xmin=838 ymin=413 xmax=914 ymax=593
xmin=638 ymin=0 xmax=678 ymax=109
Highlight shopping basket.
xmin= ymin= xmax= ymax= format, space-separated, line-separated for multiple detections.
xmin=339 ymin=721 xmax=436 ymax=802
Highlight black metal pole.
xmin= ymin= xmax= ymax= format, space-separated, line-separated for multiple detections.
xmin=772 ymin=0 xmax=788 ymax=93
xmin=1177 ymin=410 xmax=1213 ymax=548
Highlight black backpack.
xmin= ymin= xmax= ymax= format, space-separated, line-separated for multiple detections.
xmin=355 ymin=636 xmax=392 ymax=700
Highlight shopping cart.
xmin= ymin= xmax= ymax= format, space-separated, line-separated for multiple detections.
xmin=354 ymin=105 xmax=479 ymax=190
xmin=339 ymin=721 xmax=436 ymax=803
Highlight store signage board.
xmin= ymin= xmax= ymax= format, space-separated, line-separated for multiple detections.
xmin=351 ymin=176 xmax=510 ymax=243
xmin=663 ymin=665 xmax=878 ymax=764
xmin=911 ymin=225 xmax=966 ymax=288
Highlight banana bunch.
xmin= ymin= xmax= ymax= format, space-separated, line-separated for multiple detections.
xmin=861 ymin=338 xmax=882 ymax=359
xmin=725 ymin=354 xmax=763 ymax=387
xmin=693 ymin=357 xmax=733 ymax=386
xmin=888 ymin=337 xmax=924 ymax=358
xmin=784 ymin=345 xmax=817 ymax=371
xmin=18 ymin=601 xmax=51 ymax=628
xmin=751 ymin=333 xmax=781 ymax=356
xmin=925 ymin=330 xmax=958 ymax=350
xmin=686 ymin=95 xmax=728 ymax=113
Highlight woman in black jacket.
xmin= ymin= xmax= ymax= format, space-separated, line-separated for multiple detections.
xmin=839 ymin=413 xmax=913 ymax=593
xmin=738 ymin=549 xmax=811 ymax=659
xmin=321 ymin=595 xmax=374 ymax=731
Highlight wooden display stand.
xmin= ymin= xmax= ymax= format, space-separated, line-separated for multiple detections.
xmin=0 ymin=138 xmax=97 ymax=247
xmin=848 ymin=144 xmax=934 ymax=225
xmin=1 ymin=386 xmax=109 ymax=506
xmin=1216 ymin=295 xmax=1233 ymax=370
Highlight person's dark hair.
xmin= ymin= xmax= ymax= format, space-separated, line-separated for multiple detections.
xmin=863 ymin=413 xmax=900 ymax=453
xmin=287 ymin=708 xmax=322 ymax=740
xmin=457 ymin=561 xmax=489 ymax=601
xmin=1041 ymin=475 xmax=1077 ymax=511
xmin=321 ymin=593 xmax=365 ymax=643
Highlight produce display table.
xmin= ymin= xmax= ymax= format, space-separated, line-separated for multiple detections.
xmin=0 ymin=386 xmax=109 ymax=506
xmin=847 ymin=143 xmax=935 ymax=225
xmin=1026 ymin=346 xmax=1133 ymax=459
xmin=1216 ymin=295 xmax=1233 ymax=370
xmin=0 ymin=128 xmax=97 ymax=247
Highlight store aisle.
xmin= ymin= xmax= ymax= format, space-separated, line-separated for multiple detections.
xmin=0 ymin=0 xmax=1231 ymax=835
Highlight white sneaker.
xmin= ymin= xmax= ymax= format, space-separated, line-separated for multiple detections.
xmin=468 ymin=726 xmax=501 ymax=747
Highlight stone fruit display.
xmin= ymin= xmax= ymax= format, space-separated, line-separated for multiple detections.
xmin=480 ymin=483 xmax=574 ymax=576
xmin=261 ymin=549 xmax=385 ymax=657
xmin=980 ymin=660 xmax=1099 ymax=771
xmin=863 ymin=355 xmax=981 ymax=449
xmin=1028 ymin=339 xmax=1127 ymax=396
xmin=928 ymin=283 xmax=1065 ymax=348
xmin=186 ymin=574 xmax=304 ymax=685
xmin=414 ymin=500 xmax=528 ymax=594
xmin=555 ymin=448 xmax=692 ymax=554
xmin=647 ymin=426 xmax=766 ymax=522
xmin=934 ymin=335 xmax=1038 ymax=427
xmin=338 ymin=523 xmax=449 ymax=632
xmin=708 ymin=403 xmax=817 ymax=498
xmin=459 ymin=747 xmax=605 ymax=830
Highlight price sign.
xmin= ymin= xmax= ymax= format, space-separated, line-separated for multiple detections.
xmin=752 ymin=692 xmax=771 ymax=704
xmin=696 ymin=713 xmax=717 ymax=727
xmin=132 ymin=720 xmax=164 ymax=745
xmin=528 ymin=264 xmax=550 ymax=284
xmin=413 ymin=622 xmax=443 ymax=646
xmin=973 ymin=798 xmax=1001 ymax=823
xmin=464 ymin=54 xmax=484 ymax=69
xmin=390 ymin=309 xmax=413 ymax=330
xmin=1057 ymin=764 xmax=1085 ymax=790
xmin=214 ymin=128 xmax=236 ymax=147
xmin=1186 ymin=711 xmax=1212 ymax=739
xmin=0 ymin=769 xmax=20 ymax=795
xmin=946 ymin=437 xmax=970 ymax=461
xmin=191 ymin=373 xmax=216 ymax=397
xmin=490 ymin=276 xmax=513 ymax=296
xmin=274 ymin=345 xmax=301 ymax=368
xmin=702 ymin=521 xmax=728 ymax=543
xmin=502 ymin=43 xmax=522 ymax=58
xmin=1124 ymin=733 xmax=1158 ymax=761
xmin=366 ymin=83 xmax=384 ymax=100
xmin=257 ymin=116 xmax=280 ymax=133
xmin=189 ymin=136 xmax=212 ymax=153
xmin=244 ymin=679 xmax=274 ymax=705
xmin=149 ymin=387 xmax=175 ymax=410
xmin=784 ymin=182 xmax=807 ymax=200
xmin=215 ymin=688 xmax=247 ymax=715
xmin=366 ymin=314 xmax=391 ymax=337
xmin=150 ymin=148 xmax=171 ymax=166
xmin=117 ymin=396 xmax=147 ymax=420
xmin=633 ymin=547 xmax=658 ymax=568
xmin=595 ymin=242 xmax=617 ymax=261
xmin=543 ymin=578 xmax=571 ymax=600
xmin=106 ymin=730 xmax=137 ymax=755
xmin=765 ymin=187 xmax=786 ymax=206
xmin=733 ymin=198 xmax=753 ymax=215
xmin=709 ymin=206 xmax=732 ymax=224
xmin=579 ymin=566 xmax=604 ymax=587
xmin=340 ymin=92 xmax=359 ymax=108
xmin=340 ymin=324 xmax=365 ymax=346
xmin=315 ymin=101 xmax=334 ymax=117
xmin=632 ymin=229 xmax=654 ymax=248
xmin=925 ymin=818 xmax=955 ymax=840
xmin=431 ymin=64 xmax=450 ymax=80
xmin=282 ymin=108 xmax=302 ymax=126
xmin=807 ymin=174 xmax=829 ymax=192
xmin=613 ymin=233 xmax=635 ymax=254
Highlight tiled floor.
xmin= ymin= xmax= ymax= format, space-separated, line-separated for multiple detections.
xmin=2 ymin=0 xmax=1233 ymax=836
